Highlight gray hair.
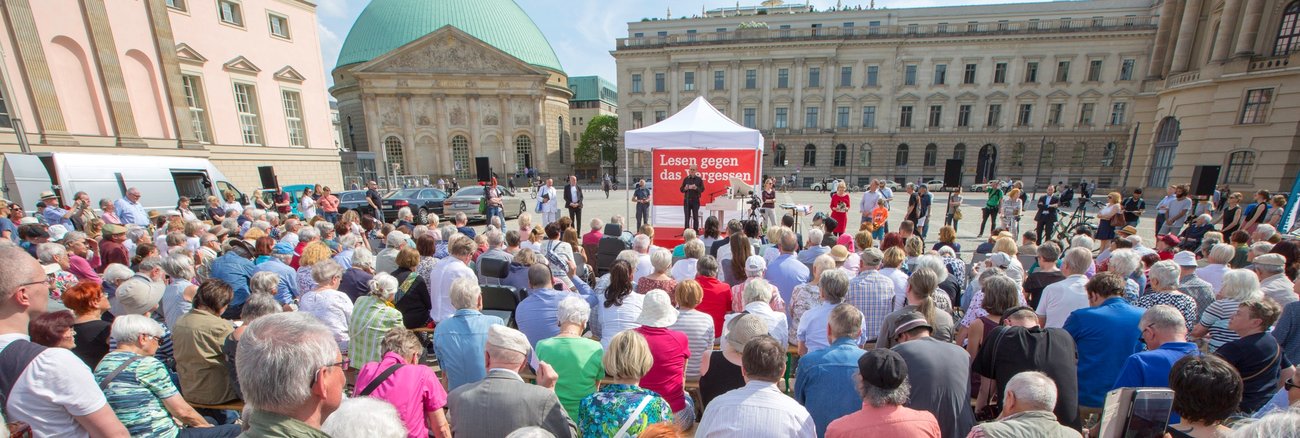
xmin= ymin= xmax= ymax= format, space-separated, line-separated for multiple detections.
xmin=650 ymin=249 xmax=673 ymax=273
xmin=1141 ymin=304 xmax=1188 ymax=334
xmin=697 ymin=255 xmax=719 ymax=278
xmin=1108 ymin=249 xmax=1140 ymax=277
xmin=1228 ymin=407 xmax=1300 ymax=438
xmin=684 ymin=239 xmax=705 ymax=259
xmin=36 ymin=243 xmax=66 ymax=264
xmin=913 ymin=255 xmax=949 ymax=284
xmin=1004 ymin=371 xmax=1058 ymax=412
xmin=819 ymin=268 xmax=850 ymax=304
xmin=397 ymin=207 xmax=412 ymax=220
xmin=1255 ymin=224 xmax=1277 ymax=241
xmin=743 ymin=278 xmax=774 ymax=305
xmin=616 ymin=250 xmax=640 ymax=268
xmin=449 ymin=278 xmax=481 ymax=310
xmin=1062 ymin=247 xmax=1094 ymax=274
xmin=590 ymin=218 xmax=603 ymax=231
xmin=63 ymin=231 xmax=87 ymax=244
xmin=860 ymin=375 xmax=911 ymax=407
xmin=162 ymin=253 xmax=196 ymax=280
xmin=368 ymin=272 xmax=398 ymax=301
xmin=557 ymin=296 xmax=591 ymax=326
xmin=385 ymin=231 xmax=408 ymax=248
xmin=321 ymin=397 xmax=407 ymax=438
xmin=1070 ymin=235 xmax=1095 ymax=251
xmin=314 ymin=221 xmax=333 ymax=237
xmin=1148 ymin=261 xmax=1181 ymax=289
xmin=1208 ymin=243 xmax=1235 ymax=265
xmin=351 ymin=247 xmax=376 ymax=270
xmin=454 ymin=211 xmax=468 ymax=224
xmin=109 ymin=314 xmax=165 ymax=347
xmin=778 ymin=227 xmax=799 ymax=252
xmin=485 ymin=229 xmax=504 ymax=249
xmin=1251 ymin=242 xmax=1276 ymax=258
xmin=250 ymin=271 xmax=280 ymax=296
xmin=338 ymin=233 xmax=361 ymax=250
xmin=102 ymin=263 xmax=134 ymax=284
xmin=236 ymin=312 xmax=339 ymax=414
xmin=937 ymin=246 xmax=956 ymax=258
xmin=411 ymin=225 xmax=429 ymax=240
xmin=136 ymin=256 xmax=165 ymax=274
xmin=252 ymin=220 xmax=271 ymax=232
xmin=241 ymin=293 xmax=282 ymax=322
xmin=506 ymin=427 xmax=558 ymax=438
xmin=311 ymin=259 xmax=344 ymax=284
xmin=633 ymin=234 xmax=651 ymax=252
xmin=806 ymin=228 xmax=824 ymax=247
xmin=1220 ymin=269 xmax=1264 ymax=302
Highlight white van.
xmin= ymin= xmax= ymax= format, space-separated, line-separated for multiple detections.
xmin=2 ymin=152 xmax=248 ymax=217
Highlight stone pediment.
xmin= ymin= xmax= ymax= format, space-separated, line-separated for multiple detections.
xmin=1047 ymin=90 xmax=1072 ymax=100
xmin=834 ymin=93 xmax=857 ymax=102
xmin=897 ymin=93 xmax=920 ymax=102
xmin=986 ymin=91 xmax=1009 ymax=101
xmin=651 ymin=98 xmax=670 ymax=106
xmin=175 ymin=43 xmax=207 ymax=65
xmin=925 ymin=92 xmax=950 ymax=102
xmin=223 ymin=56 xmax=261 ymax=74
xmin=1079 ymin=89 xmax=1104 ymax=99
xmin=740 ymin=96 xmax=760 ymax=104
xmin=1016 ymin=90 xmax=1040 ymax=100
xmin=860 ymin=93 xmax=882 ymax=102
xmin=1110 ymin=89 xmax=1136 ymax=98
xmin=955 ymin=92 xmax=980 ymax=102
xmin=274 ymin=66 xmax=306 ymax=83
xmin=772 ymin=96 xmax=794 ymax=104
xmin=355 ymin=26 xmax=545 ymax=77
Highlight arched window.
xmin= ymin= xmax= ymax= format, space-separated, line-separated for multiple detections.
xmin=774 ymin=144 xmax=787 ymax=167
xmin=953 ymin=143 xmax=967 ymax=163
xmin=833 ymin=144 xmax=847 ymax=166
xmin=1101 ymin=142 xmax=1118 ymax=167
xmin=1072 ymin=143 xmax=1087 ymax=167
xmin=1275 ymin=1 xmax=1300 ymax=55
xmin=803 ymin=144 xmax=817 ymax=166
xmin=895 ymin=144 xmax=909 ymax=166
xmin=859 ymin=144 xmax=872 ymax=166
xmin=384 ymin=136 xmax=404 ymax=172
xmin=452 ymin=135 xmax=470 ymax=179
xmin=924 ymin=143 xmax=938 ymax=167
xmin=1149 ymin=117 xmax=1180 ymax=187
xmin=1225 ymin=150 xmax=1256 ymax=184
xmin=515 ymin=135 xmax=533 ymax=171
xmin=1011 ymin=143 xmax=1026 ymax=167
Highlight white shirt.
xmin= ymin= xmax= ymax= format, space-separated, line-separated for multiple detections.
xmin=0 ymin=334 xmax=107 ymax=438
xmin=1035 ymin=274 xmax=1090 ymax=329
xmin=723 ymin=302 xmax=790 ymax=347
xmin=428 ymin=257 xmax=477 ymax=322
xmin=695 ymin=380 xmax=816 ymax=438
xmin=1261 ymin=274 xmax=1297 ymax=306
xmin=860 ymin=190 xmax=881 ymax=213
xmin=299 ymin=288 xmax=354 ymax=351
xmin=1196 ymin=264 xmax=1231 ymax=294
xmin=670 ymin=259 xmax=699 ymax=282
xmin=879 ymin=267 xmax=910 ymax=309
xmin=635 ymin=252 xmax=654 ymax=282
xmin=539 ymin=185 xmax=558 ymax=212
xmin=598 ymin=292 xmax=645 ymax=349
xmin=299 ymin=196 xmax=316 ymax=218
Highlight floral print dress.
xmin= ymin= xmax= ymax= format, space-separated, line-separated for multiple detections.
xmin=788 ymin=283 xmax=822 ymax=342
xmin=578 ymin=384 xmax=674 ymax=437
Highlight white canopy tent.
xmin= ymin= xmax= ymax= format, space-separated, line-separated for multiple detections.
xmin=621 ymin=96 xmax=766 ymax=224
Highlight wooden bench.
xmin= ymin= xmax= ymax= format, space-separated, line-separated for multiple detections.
xmin=188 ymin=400 xmax=245 ymax=412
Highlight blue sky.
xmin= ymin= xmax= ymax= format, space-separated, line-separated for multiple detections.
xmin=314 ymin=0 xmax=1052 ymax=86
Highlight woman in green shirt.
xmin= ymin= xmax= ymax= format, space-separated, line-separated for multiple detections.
xmin=535 ymin=296 xmax=604 ymax=416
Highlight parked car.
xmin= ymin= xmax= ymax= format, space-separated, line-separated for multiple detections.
xmin=923 ymin=180 xmax=946 ymax=192
xmin=380 ymin=188 xmax=448 ymax=223
xmin=443 ymin=186 xmax=528 ymax=223
xmin=810 ymin=179 xmax=844 ymax=192
xmin=337 ymin=190 xmax=377 ymax=218
xmin=883 ymin=180 xmax=903 ymax=192
xmin=969 ymin=182 xmax=995 ymax=192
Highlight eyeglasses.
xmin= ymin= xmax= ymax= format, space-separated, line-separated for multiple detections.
xmin=142 ymin=334 xmax=162 ymax=343
xmin=310 ymin=358 xmax=350 ymax=387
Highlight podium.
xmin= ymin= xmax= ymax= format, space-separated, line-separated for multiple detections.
xmin=704 ymin=198 xmax=744 ymax=224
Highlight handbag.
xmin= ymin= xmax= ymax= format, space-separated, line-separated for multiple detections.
xmin=1109 ymin=212 xmax=1127 ymax=228
xmin=954 ymin=209 xmax=964 ymax=221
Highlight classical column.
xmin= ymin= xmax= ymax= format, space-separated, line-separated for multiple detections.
xmin=1233 ymin=0 xmax=1266 ymax=57
xmin=399 ymin=95 xmax=414 ymax=174
xmin=1169 ymin=0 xmax=1203 ymax=73
xmin=143 ymin=0 xmax=200 ymax=148
xmin=792 ymin=58 xmax=805 ymax=129
xmin=1210 ymin=0 xmax=1244 ymax=62
xmin=1148 ymin=0 xmax=1181 ymax=78
xmin=668 ymin=62 xmax=679 ymax=112
xmin=435 ymin=95 xmax=451 ymax=175
xmin=824 ymin=58 xmax=835 ymax=126
xmin=2 ymin=0 xmax=74 ymax=142
xmin=532 ymin=95 xmax=546 ymax=172
xmin=500 ymin=96 xmax=513 ymax=171
xmin=1163 ymin=0 xmax=1186 ymax=76
xmin=760 ymin=60 xmax=772 ymax=128
xmin=81 ymin=0 xmax=144 ymax=145
xmin=364 ymin=95 xmax=386 ymax=178
xmin=468 ymin=95 xmax=481 ymax=164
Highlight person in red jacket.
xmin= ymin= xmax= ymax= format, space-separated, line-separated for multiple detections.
xmin=692 ymin=255 xmax=733 ymax=336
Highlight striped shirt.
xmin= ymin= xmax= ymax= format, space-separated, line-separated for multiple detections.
xmin=1199 ymin=299 xmax=1242 ymax=352
xmin=348 ymin=295 xmax=403 ymax=368
xmin=668 ymin=309 xmax=715 ymax=378
xmin=846 ymin=270 xmax=897 ymax=342
xmin=93 ymin=352 xmax=179 ymax=437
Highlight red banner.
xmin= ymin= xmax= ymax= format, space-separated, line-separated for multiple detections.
xmin=651 ymin=149 xmax=761 ymax=207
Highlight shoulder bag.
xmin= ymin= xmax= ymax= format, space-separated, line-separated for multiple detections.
xmin=613 ymin=394 xmax=655 ymax=438
xmin=358 ymin=363 xmax=404 ymax=397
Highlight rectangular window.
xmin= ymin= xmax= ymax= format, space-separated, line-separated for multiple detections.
xmin=1109 ymin=102 xmax=1127 ymax=125
xmin=866 ymin=65 xmax=879 ymax=86
xmin=997 ymin=20 xmax=1009 ymax=31
xmin=957 ymin=104 xmax=972 ymax=127
xmin=655 ymin=110 xmax=667 ymax=122
xmin=934 ymin=64 xmax=947 ymax=85
xmin=717 ymin=28 xmax=726 ymax=33
xmin=181 ymin=75 xmax=208 ymax=142
xmin=1047 ymin=103 xmax=1063 ymax=126
xmin=713 ymin=70 xmax=725 ymax=90
xmin=843 ymin=22 xmax=855 ymax=35
xmin=1119 ymin=59 xmax=1136 ymax=81
xmin=166 ymin=0 xmax=186 ymax=11
xmin=1025 ymin=61 xmax=1039 ymax=83
xmin=1028 ymin=19 xmax=1040 ymax=30
xmin=805 ymin=107 xmax=819 ymax=129
xmin=869 ymin=21 xmax=881 ymax=34
xmin=232 ymin=82 xmax=261 ymax=145
xmin=1091 ymin=16 xmax=1104 ymax=27
xmin=631 ymin=111 xmax=643 ymax=128
xmin=963 ymin=63 xmax=977 ymax=84
xmin=633 ymin=32 xmax=644 ymax=38
xmin=657 ymin=31 xmax=667 ymax=38
xmin=631 ymin=74 xmax=643 ymax=93
xmin=900 ymin=105 xmax=913 ymax=128
xmin=654 ymin=73 xmax=665 ymax=92
xmin=1017 ymin=103 xmax=1033 ymax=126
xmin=993 ymin=62 xmax=1007 ymax=84
xmin=937 ymin=22 xmax=949 ymax=32
xmin=218 ymin=0 xmax=243 ymax=26
xmin=967 ymin=21 xmax=979 ymax=32
xmin=777 ymin=68 xmax=789 ymax=88
xmin=683 ymin=71 xmax=695 ymax=91
xmin=811 ymin=23 xmax=822 ymax=36
xmin=268 ymin=13 xmax=290 ymax=39
xmin=1055 ymin=61 xmax=1070 ymax=82
xmin=904 ymin=65 xmax=917 ymax=86
xmin=986 ymin=104 xmax=1002 ymax=127
xmin=863 ymin=106 xmax=876 ymax=128
xmin=1079 ymin=102 xmax=1096 ymax=125
xmin=281 ymin=89 xmax=306 ymax=146
xmin=745 ymin=69 xmax=757 ymax=89
xmin=840 ymin=66 xmax=852 ymax=87
xmin=837 ymin=106 xmax=850 ymax=128
xmin=743 ymin=108 xmax=756 ymax=128
xmin=775 ymin=108 xmax=788 ymax=128
xmin=1087 ymin=59 xmax=1103 ymax=82
xmin=928 ymin=105 xmax=942 ymax=128
xmin=907 ymin=24 xmax=919 ymax=34
xmin=808 ymin=67 xmax=821 ymax=88
xmin=1240 ymin=88 xmax=1274 ymax=124
xmin=1060 ymin=17 xmax=1072 ymax=28
xmin=686 ymin=29 xmax=697 ymax=41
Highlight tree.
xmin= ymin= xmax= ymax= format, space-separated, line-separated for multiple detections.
xmin=578 ymin=115 xmax=619 ymax=168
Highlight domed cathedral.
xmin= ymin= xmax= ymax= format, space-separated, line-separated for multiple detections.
xmin=331 ymin=0 xmax=573 ymax=186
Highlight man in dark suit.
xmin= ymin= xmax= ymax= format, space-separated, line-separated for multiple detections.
xmin=680 ymin=165 xmax=705 ymax=231
xmin=563 ymin=175 xmax=583 ymax=225
xmin=447 ymin=325 xmax=576 ymax=437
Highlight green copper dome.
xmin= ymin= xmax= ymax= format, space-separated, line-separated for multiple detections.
xmin=336 ymin=0 xmax=564 ymax=73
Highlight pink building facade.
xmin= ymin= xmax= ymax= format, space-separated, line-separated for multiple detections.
xmin=0 ymin=0 xmax=340 ymax=191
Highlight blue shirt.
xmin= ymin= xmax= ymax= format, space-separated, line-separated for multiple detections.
xmin=114 ymin=197 xmax=149 ymax=226
xmin=333 ymin=249 xmax=355 ymax=270
xmin=433 ymin=309 xmax=504 ymax=390
xmin=794 ymin=337 xmax=866 ymax=437
xmin=767 ymin=253 xmax=810 ymax=309
xmin=514 ymin=287 xmax=572 ymax=348
xmin=1112 ymin=341 xmax=1199 ymax=423
xmin=253 ymin=259 xmax=299 ymax=304
xmin=0 ymin=218 xmax=16 ymax=242
xmin=1063 ymin=297 xmax=1145 ymax=408
xmin=41 ymin=206 xmax=73 ymax=227
xmin=209 ymin=252 xmax=255 ymax=307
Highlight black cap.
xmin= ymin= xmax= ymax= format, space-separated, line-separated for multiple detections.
xmin=858 ymin=349 xmax=908 ymax=390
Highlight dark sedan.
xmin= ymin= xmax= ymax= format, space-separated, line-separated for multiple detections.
xmin=336 ymin=190 xmax=376 ymax=217
xmin=381 ymin=188 xmax=448 ymax=223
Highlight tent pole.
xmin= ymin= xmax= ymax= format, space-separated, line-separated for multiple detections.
xmin=625 ymin=148 xmax=631 ymax=224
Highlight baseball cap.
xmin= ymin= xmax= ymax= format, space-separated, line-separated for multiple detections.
xmin=860 ymin=247 xmax=884 ymax=266
xmin=857 ymin=349 xmax=908 ymax=390
xmin=986 ymin=252 xmax=1013 ymax=269
xmin=745 ymin=255 xmax=767 ymax=274
xmin=1173 ymin=251 xmax=1198 ymax=267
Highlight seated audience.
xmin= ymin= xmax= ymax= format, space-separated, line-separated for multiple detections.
xmin=824 ymin=348 xmax=941 ymax=438
xmin=63 ymin=281 xmax=113 ymax=367
xmin=224 ymin=293 xmax=280 ymax=400
xmin=320 ymin=397 xmax=409 ymax=438
xmin=577 ymin=330 xmax=674 ymax=437
xmin=339 ymin=247 xmax=377 ymax=302
xmin=1217 ymin=299 xmax=1294 ymax=414
xmin=634 ymin=289 xmax=693 ymax=429
xmin=1166 ymin=355 xmax=1243 ymax=437
xmin=597 ymin=260 xmax=643 ymax=348
xmin=174 ymin=280 xmax=238 ymax=406
xmin=693 ymin=255 xmax=734 ymax=335
xmin=696 ymin=335 xmax=816 ymax=437
xmin=392 ymin=247 xmax=433 ymax=329
xmin=790 ymin=256 xmax=837 ymax=347
xmin=972 ymin=307 xmax=1081 ymax=428
xmin=434 ymin=279 xmax=505 ymax=390
xmin=666 ymin=280 xmax=714 ymax=379
xmin=1064 ymin=271 xmax=1145 ymax=422
xmin=891 ymin=311 xmax=976 ymax=438
xmin=1193 ymin=269 xmax=1264 ymax=351
xmin=965 ymin=372 xmax=1080 ymax=438
xmin=298 ymin=259 xmax=354 ymax=352
xmin=699 ymin=313 xmax=768 ymax=406
xmin=446 ymin=325 xmax=576 ymax=437
xmin=348 ymin=272 xmax=403 ymax=369
xmin=236 ymin=312 xmax=343 ymax=436
xmin=353 ymin=328 xmax=452 ymax=438
xmin=725 ymin=278 xmax=789 ymax=347
xmin=797 ymin=268 xmax=859 ymax=354
xmin=635 ymin=249 xmax=677 ymax=297
xmin=536 ymin=297 xmax=604 ymax=417
xmin=794 ymin=303 xmax=868 ymax=436
xmin=877 ymin=269 xmax=955 ymax=349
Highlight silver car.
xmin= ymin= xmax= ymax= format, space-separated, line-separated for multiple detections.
xmin=442 ymin=186 xmax=528 ymax=222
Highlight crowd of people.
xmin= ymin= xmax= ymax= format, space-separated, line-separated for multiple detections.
xmin=0 ymin=176 xmax=1299 ymax=438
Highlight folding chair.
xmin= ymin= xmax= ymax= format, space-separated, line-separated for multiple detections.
xmin=481 ymin=284 xmax=522 ymax=327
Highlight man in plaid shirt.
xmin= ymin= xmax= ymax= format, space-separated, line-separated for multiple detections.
xmin=845 ymin=247 xmax=896 ymax=345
